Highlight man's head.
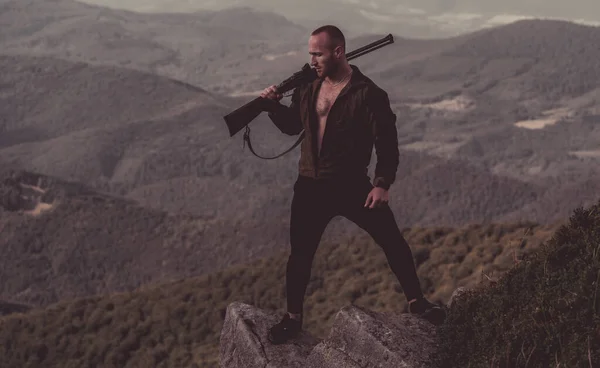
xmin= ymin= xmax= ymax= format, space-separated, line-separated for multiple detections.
xmin=308 ymin=25 xmax=347 ymax=78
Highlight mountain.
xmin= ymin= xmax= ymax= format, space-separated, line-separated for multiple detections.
xmin=0 ymin=53 xmax=226 ymax=144
xmin=0 ymin=168 xmax=240 ymax=307
xmin=0 ymin=0 xmax=308 ymax=95
xmin=75 ymin=0 xmax=457 ymax=38
xmin=0 ymin=53 xmax=301 ymax=249
xmin=0 ymin=53 xmax=583 ymax=239
xmin=189 ymin=18 xmax=600 ymax=187
xmin=336 ymin=20 xmax=600 ymax=192
xmin=0 ymin=2 xmax=598 ymax=295
xmin=2 ymin=19 xmax=600 ymax=278
xmin=410 ymin=0 xmax=600 ymax=20
xmin=78 ymin=0 xmax=600 ymax=39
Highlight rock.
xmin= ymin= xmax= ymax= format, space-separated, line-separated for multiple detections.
xmin=219 ymin=302 xmax=320 ymax=368
xmin=0 ymin=300 xmax=32 ymax=316
xmin=306 ymin=305 xmax=439 ymax=368
xmin=447 ymin=287 xmax=472 ymax=309
xmin=304 ymin=343 xmax=364 ymax=368
xmin=0 ymin=181 xmax=22 ymax=211
xmin=220 ymin=302 xmax=443 ymax=368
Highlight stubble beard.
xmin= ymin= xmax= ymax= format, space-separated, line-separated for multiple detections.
xmin=322 ymin=61 xmax=341 ymax=80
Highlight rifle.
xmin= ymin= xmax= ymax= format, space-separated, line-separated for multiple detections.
xmin=223 ymin=33 xmax=394 ymax=159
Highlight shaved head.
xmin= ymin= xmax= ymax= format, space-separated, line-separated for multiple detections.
xmin=308 ymin=25 xmax=351 ymax=80
xmin=311 ymin=25 xmax=345 ymax=52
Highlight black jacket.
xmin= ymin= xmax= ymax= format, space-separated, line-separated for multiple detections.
xmin=268 ymin=64 xmax=399 ymax=190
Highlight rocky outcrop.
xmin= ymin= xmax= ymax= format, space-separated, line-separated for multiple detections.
xmin=219 ymin=302 xmax=320 ymax=368
xmin=446 ymin=286 xmax=469 ymax=308
xmin=305 ymin=306 xmax=439 ymax=368
xmin=0 ymin=171 xmax=53 ymax=213
xmin=219 ymin=288 xmax=470 ymax=368
xmin=0 ymin=300 xmax=32 ymax=316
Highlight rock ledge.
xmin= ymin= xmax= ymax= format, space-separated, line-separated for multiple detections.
xmin=219 ymin=288 xmax=469 ymax=368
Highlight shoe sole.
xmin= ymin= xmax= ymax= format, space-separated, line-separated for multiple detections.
xmin=421 ymin=307 xmax=447 ymax=325
xmin=268 ymin=330 xmax=300 ymax=345
xmin=268 ymin=336 xmax=286 ymax=345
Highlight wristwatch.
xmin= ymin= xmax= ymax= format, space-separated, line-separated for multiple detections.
xmin=373 ymin=177 xmax=390 ymax=190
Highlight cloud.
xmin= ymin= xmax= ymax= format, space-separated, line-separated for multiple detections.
xmin=262 ymin=50 xmax=298 ymax=61
xmin=428 ymin=12 xmax=483 ymax=24
xmin=484 ymin=14 xmax=538 ymax=26
xmin=358 ymin=9 xmax=396 ymax=23
xmin=573 ymin=19 xmax=600 ymax=26
xmin=393 ymin=4 xmax=426 ymax=15
xmin=484 ymin=14 xmax=600 ymax=27
xmin=367 ymin=1 xmax=379 ymax=10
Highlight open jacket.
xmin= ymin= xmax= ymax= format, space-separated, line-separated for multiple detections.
xmin=267 ymin=64 xmax=399 ymax=190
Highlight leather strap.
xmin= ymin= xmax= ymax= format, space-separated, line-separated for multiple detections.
xmin=243 ymin=126 xmax=305 ymax=160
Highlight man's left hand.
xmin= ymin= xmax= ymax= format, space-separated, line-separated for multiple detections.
xmin=364 ymin=187 xmax=389 ymax=209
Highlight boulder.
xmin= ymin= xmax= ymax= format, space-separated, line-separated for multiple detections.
xmin=219 ymin=301 xmax=446 ymax=368
xmin=305 ymin=305 xmax=439 ymax=368
xmin=219 ymin=302 xmax=320 ymax=368
xmin=446 ymin=286 xmax=472 ymax=308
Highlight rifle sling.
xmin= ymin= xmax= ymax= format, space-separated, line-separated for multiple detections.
xmin=243 ymin=126 xmax=304 ymax=160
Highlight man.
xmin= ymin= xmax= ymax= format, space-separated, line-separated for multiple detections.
xmin=260 ymin=25 xmax=446 ymax=345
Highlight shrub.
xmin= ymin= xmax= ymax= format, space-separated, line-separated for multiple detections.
xmin=435 ymin=199 xmax=600 ymax=367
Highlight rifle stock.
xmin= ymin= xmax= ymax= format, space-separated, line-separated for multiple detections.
xmin=224 ymin=96 xmax=267 ymax=137
xmin=224 ymin=63 xmax=317 ymax=137
xmin=223 ymin=33 xmax=394 ymax=138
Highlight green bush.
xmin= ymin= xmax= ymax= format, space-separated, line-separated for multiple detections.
xmin=435 ymin=199 xmax=600 ymax=367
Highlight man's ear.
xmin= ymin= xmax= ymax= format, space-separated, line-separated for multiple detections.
xmin=334 ymin=45 xmax=343 ymax=58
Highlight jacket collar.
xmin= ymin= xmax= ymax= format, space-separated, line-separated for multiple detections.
xmin=310 ymin=64 xmax=369 ymax=97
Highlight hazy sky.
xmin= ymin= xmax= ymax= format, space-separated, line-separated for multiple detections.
xmin=78 ymin=0 xmax=600 ymax=38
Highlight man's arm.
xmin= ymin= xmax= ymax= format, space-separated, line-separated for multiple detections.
xmin=366 ymin=86 xmax=399 ymax=190
xmin=267 ymin=87 xmax=303 ymax=136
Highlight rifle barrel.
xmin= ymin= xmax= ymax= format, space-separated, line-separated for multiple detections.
xmin=348 ymin=42 xmax=392 ymax=60
xmin=346 ymin=33 xmax=393 ymax=60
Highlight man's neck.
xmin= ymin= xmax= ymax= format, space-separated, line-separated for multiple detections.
xmin=325 ymin=62 xmax=353 ymax=85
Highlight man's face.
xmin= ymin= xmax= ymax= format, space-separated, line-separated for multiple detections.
xmin=308 ymin=33 xmax=342 ymax=78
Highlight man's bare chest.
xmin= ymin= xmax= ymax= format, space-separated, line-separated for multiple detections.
xmin=315 ymin=86 xmax=344 ymax=118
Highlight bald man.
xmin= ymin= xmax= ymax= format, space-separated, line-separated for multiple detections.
xmin=261 ymin=25 xmax=446 ymax=345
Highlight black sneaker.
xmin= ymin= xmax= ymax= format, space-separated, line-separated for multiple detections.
xmin=268 ymin=313 xmax=302 ymax=345
xmin=407 ymin=297 xmax=447 ymax=326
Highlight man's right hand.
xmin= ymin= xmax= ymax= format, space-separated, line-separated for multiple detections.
xmin=260 ymin=85 xmax=283 ymax=101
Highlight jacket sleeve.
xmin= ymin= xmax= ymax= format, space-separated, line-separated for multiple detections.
xmin=366 ymin=86 xmax=399 ymax=190
xmin=267 ymin=87 xmax=303 ymax=136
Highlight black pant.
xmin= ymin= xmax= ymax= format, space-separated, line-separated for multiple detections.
xmin=285 ymin=174 xmax=424 ymax=315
